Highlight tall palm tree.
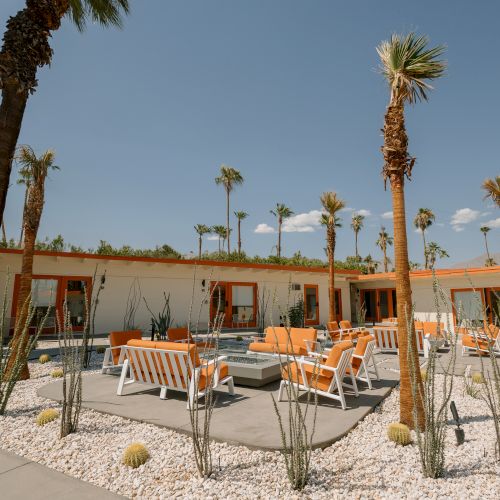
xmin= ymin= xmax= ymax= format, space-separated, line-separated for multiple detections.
xmin=270 ymin=203 xmax=293 ymax=258
xmin=215 ymin=165 xmax=243 ymax=254
xmin=0 ymin=1 xmax=129 ymax=225
xmin=211 ymin=225 xmax=227 ymax=254
xmin=320 ymin=192 xmax=345 ymax=322
xmin=378 ymin=32 xmax=445 ymax=428
xmin=363 ymin=254 xmax=379 ymax=274
xmin=351 ymin=214 xmax=365 ymax=260
xmin=480 ymin=226 xmax=495 ymax=266
xmin=12 ymin=146 xmax=59 ymax=380
xmin=482 ymin=176 xmax=500 ymax=208
xmin=376 ymin=226 xmax=394 ymax=273
xmin=16 ymin=164 xmax=34 ymax=247
xmin=194 ymin=224 xmax=210 ymax=259
xmin=234 ymin=211 xmax=248 ymax=254
xmin=425 ymin=241 xmax=449 ymax=270
xmin=414 ymin=208 xmax=435 ymax=269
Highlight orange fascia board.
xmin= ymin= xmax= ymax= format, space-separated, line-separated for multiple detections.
xmin=356 ymin=266 xmax=500 ymax=281
xmin=0 ymin=248 xmax=361 ymax=276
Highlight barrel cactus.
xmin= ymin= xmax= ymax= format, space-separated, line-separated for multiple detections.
xmin=123 ymin=443 xmax=150 ymax=468
xmin=96 ymin=346 xmax=106 ymax=354
xmin=39 ymin=354 xmax=51 ymax=364
xmin=51 ymin=369 xmax=63 ymax=378
xmin=387 ymin=422 xmax=411 ymax=446
xmin=36 ymin=408 xmax=59 ymax=426
xmin=471 ymin=372 xmax=485 ymax=384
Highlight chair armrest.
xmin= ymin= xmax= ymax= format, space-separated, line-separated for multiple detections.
xmin=108 ymin=345 xmax=126 ymax=351
xmin=352 ymin=353 xmax=363 ymax=360
xmin=201 ymin=355 xmax=227 ymax=366
xmin=307 ymin=351 xmax=327 ymax=359
xmin=300 ymin=358 xmax=337 ymax=373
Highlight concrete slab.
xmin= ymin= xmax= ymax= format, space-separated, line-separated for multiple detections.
xmin=38 ymin=353 xmax=402 ymax=451
xmin=0 ymin=449 xmax=122 ymax=499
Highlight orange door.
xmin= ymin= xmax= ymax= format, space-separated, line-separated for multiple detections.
xmin=210 ymin=282 xmax=231 ymax=328
xmin=304 ymin=284 xmax=319 ymax=325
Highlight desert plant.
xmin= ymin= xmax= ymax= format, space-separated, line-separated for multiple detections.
xmin=376 ymin=226 xmax=393 ymax=273
xmin=256 ymin=285 xmax=271 ymax=334
xmin=463 ymin=366 xmax=481 ymax=399
xmin=414 ymin=208 xmax=435 ymax=269
xmin=123 ymin=277 xmax=141 ymax=330
xmin=194 ymin=224 xmax=211 ymax=259
xmin=51 ymin=368 xmax=63 ymax=378
xmin=480 ymin=227 xmax=496 ymax=266
xmin=387 ymin=422 xmax=412 ymax=445
xmin=472 ymin=372 xmax=485 ymax=384
xmin=36 ymin=408 xmax=59 ymax=426
xmin=351 ymin=213 xmax=365 ymax=259
xmin=378 ymin=32 xmax=445 ymax=428
xmin=287 ymin=298 xmax=304 ymax=328
xmin=38 ymin=353 xmax=51 ymax=364
xmin=426 ymin=242 xmax=449 ymax=270
xmin=234 ymin=211 xmax=249 ymax=254
xmin=270 ymin=203 xmax=294 ymax=258
xmin=482 ymin=176 xmax=500 ymax=208
xmin=420 ymin=369 xmax=427 ymax=382
xmin=122 ymin=443 xmax=150 ymax=468
xmin=143 ymin=292 xmax=172 ymax=340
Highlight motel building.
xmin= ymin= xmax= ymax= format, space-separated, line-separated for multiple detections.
xmin=0 ymin=248 xmax=499 ymax=336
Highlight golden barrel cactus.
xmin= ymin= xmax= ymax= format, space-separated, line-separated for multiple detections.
xmin=36 ymin=408 xmax=59 ymax=426
xmin=38 ymin=353 xmax=51 ymax=364
xmin=51 ymin=369 xmax=63 ymax=378
xmin=387 ymin=422 xmax=411 ymax=446
xmin=123 ymin=443 xmax=150 ymax=468
xmin=471 ymin=372 xmax=485 ymax=384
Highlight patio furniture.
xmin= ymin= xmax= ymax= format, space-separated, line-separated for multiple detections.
xmin=102 ymin=329 xmax=142 ymax=374
xmin=339 ymin=320 xmax=369 ymax=339
xmin=166 ymin=327 xmax=214 ymax=349
xmin=247 ymin=327 xmax=317 ymax=356
xmin=348 ymin=335 xmax=379 ymax=389
xmin=381 ymin=317 xmax=397 ymax=324
xmin=117 ymin=339 xmax=235 ymax=408
xmin=374 ymin=326 xmax=433 ymax=357
xmin=462 ymin=326 xmax=500 ymax=356
xmin=278 ymin=341 xmax=358 ymax=410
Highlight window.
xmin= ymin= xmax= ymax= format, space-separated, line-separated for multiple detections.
xmin=30 ymin=279 xmax=57 ymax=328
xmin=452 ymin=289 xmax=484 ymax=327
xmin=231 ymin=285 xmax=254 ymax=321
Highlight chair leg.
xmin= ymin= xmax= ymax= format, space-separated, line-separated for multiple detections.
xmin=227 ymin=377 xmax=235 ymax=396
xmin=335 ymin=373 xmax=347 ymax=410
xmin=278 ymin=380 xmax=286 ymax=402
xmin=350 ymin=370 xmax=359 ymax=397
xmin=363 ymin=360 xmax=373 ymax=390
xmin=160 ymin=387 xmax=167 ymax=400
xmin=116 ymin=360 xmax=129 ymax=396
xmin=371 ymin=355 xmax=380 ymax=381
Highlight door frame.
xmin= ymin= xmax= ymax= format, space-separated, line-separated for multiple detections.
xmin=304 ymin=284 xmax=320 ymax=326
xmin=450 ymin=288 xmax=486 ymax=327
xmin=209 ymin=281 xmax=258 ymax=328
xmin=360 ymin=288 xmax=396 ymax=322
xmin=485 ymin=287 xmax=500 ymax=324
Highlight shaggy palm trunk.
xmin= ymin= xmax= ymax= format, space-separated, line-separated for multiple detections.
xmin=484 ymin=233 xmax=491 ymax=261
xmin=355 ymin=231 xmax=359 ymax=258
xmin=327 ymin=223 xmax=336 ymax=322
xmin=226 ymin=190 xmax=230 ymax=254
xmin=198 ymin=235 xmax=202 ymax=259
xmin=1 ymin=218 xmax=6 ymax=242
xmin=383 ymin=245 xmax=388 ymax=273
xmin=384 ymin=103 xmax=424 ymax=429
xmin=277 ymin=219 xmax=282 ymax=258
xmin=237 ymin=219 xmax=242 ymax=254
xmin=422 ymin=231 xmax=428 ymax=269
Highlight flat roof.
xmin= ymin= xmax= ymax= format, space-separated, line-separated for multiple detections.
xmin=357 ymin=265 xmax=500 ymax=281
xmin=0 ymin=248 xmax=362 ymax=275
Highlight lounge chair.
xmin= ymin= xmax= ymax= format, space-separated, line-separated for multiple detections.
xmin=247 ymin=327 xmax=317 ymax=356
xmin=117 ymin=339 xmax=234 ymax=408
xmin=102 ymin=329 xmax=142 ymax=374
xmin=167 ymin=327 xmax=214 ymax=349
xmin=462 ymin=325 xmax=500 ymax=356
xmin=374 ymin=326 xmax=431 ymax=357
xmin=339 ymin=320 xmax=370 ymax=340
xmin=327 ymin=321 xmax=359 ymax=342
xmin=381 ymin=317 xmax=398 ymax=324
xmin=349 ymin=335 xmax=379 ymax=389
xmin=278 ymin=341 xmax=358 ymax=409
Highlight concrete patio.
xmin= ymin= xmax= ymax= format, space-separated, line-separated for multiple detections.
xmin=37 ymin=352 xmax=411 ymax=451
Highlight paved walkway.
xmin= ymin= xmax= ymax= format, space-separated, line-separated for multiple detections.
xmin=38 ymin=352 xmax=409 ymax=451
xmin=0 ymin=449 xmax=123 ymax=500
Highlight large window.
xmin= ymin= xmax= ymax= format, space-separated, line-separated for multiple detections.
xmin=31 ymin=279 xmax=57 ymax=328
xmin=451 ymin=289 xmax=484 ymax=327
xmin=231 ymin=285 xmax=254 ymax=323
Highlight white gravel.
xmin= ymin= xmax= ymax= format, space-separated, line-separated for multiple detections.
xmin=0 ymin=355 xmax=499 ymax=499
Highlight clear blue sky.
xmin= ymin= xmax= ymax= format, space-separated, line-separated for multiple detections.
xmin=1 ymin=0 xmax=499 ymax=265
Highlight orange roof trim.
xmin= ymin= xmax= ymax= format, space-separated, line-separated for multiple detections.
xmin=0 ymin=248 xmax=362 ymax=275
xmin=357 ymin=265 xmax=500 ymax=281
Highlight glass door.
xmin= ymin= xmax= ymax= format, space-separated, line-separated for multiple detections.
xmin=378 ymin=290 xmax=390 ymax=320
xmin=485 ymin=288 xmax=500 ymax=325
xmin=361 ymin=290 xmax=377 ymax=322
xmin=304 ymin=285 xmax=319 ymax=325
xmin=230 ymin=284 xmax=256 ymax=328
xmin=60 ymin=277 xmax=92 ymax=330
xmin=334 ymin=289 xmax=342 ymax=322
xmin=210 ymin=282 xmax=230 ymax=328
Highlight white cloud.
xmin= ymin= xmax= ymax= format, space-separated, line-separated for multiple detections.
xmin=207 ymin=235 xmax=219 ymax=241
xmin=453 ymin=226 xmax=465 ymax=232
xmin=354 ymin=209 xmax=371 ymax=217
xmin=484 ymin=217 xmax=500 ymax=229
xmin=481 ymin=211 xmax=492 ymax=217
xmin=381 ymin=211 xmax=393 ymax=220
xmin=451 ymin=208 xmax=480 ymax=232
xmin=282 ymin=210 xmax=322 ymax=233
xmin=341 ymin=207 xmax=355 ymax=212
xmin=254 ymin=223 xmax=275 ymax=234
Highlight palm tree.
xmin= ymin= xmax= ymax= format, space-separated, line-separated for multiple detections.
xmin=425 ymin=241 xmax=449 ymax=270
xmin=12 ymin=146 xmax=59 ymax=380
xmin=234 ymin=211 xmax=248 ymax=254
xmin=270 ymin=203 xmax=293 ymax=258
xmin=194 ymin=224 xmax=210 ymax=259
xmin=0 ymin=1 xmax=129 ymax=225
xmin=351 ymin=214 xmax=365 ymax=260
xmin=363 ymin=254 xmax=379 ymax=274
xmin=376 ymin=226 xmax=394 ymax=273
xmin=414 ymin=208 xmax=435 ymax=269
xmin=480 ymin=226 xmax=496 ymax=266
xmin=211 ymin=225 xmax=227 ymax=254
xmin=16 ymin=164 xmax=34 ymax=247
xmin=320 ymin=192 xmax=345 ymax=322
xmin=215 ymin=165 xmax=244 ymax=254
xmin=378 ymin=32 xmax=445 ymax=428
xmin=482 ymin=176 xmax=500 ymax=208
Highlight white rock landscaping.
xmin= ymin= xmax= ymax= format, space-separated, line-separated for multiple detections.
xmin=0 ymin=355 xmax=499 ymax=499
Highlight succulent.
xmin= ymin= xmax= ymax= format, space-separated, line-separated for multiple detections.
xmin=38 ymin=354 xmax=51 ymax=364
xmin=36 ymin=408 xmax=59 ymax=426
xmin=471 ymin=372 xmax=485 ymax=384
xmin=51 ymin=369 xmax=63 ymax=378
xmin=96 ymin=346 xmax=106 ymax=354
xmin=387 ymin=422 xmax=412 ymax=446
xmin=123 ymin=443 xmax=150 ymax=468
xmin=420 ymin=369 xmax=427 ymax=382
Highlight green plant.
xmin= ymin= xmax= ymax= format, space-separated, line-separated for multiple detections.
xmin=38 ymin=354 xmax=51 ymax=364
xmin=95 ymin=346 xmax=106 ymax=354
xmin=51 ymin=369 xmax=63 ymax=378
xmin=235 ymin=336 xmax=243 ymax=341
xmin=387 ymin=422 xmax=412 ymax=446
xmin=122 ymin=443 xmax=150 ymax=468
xmin=143 ymin=292 xmax=172 ymax=340
xmin=36 ymin=408 xmax=59 ymax=426
xmin=287 ymin=298 xmax=304 ymax=328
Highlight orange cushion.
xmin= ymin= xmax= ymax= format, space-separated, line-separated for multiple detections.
xmin=351 ymin=335 xmax=374 ymax=374
xmin=248 ymin=342 xmax=275 ymax=353
xmin=167 ymin=327 xmax=192 ymax=342
xmin=264 ymin=327 xmax=288 ymax=345
xmin=290 ymin=328 xmax=317 ymax=349
xmin=462 ymin=334 xmax=490 ymax=353
xmin=321 ymin=341 xmax=353 ymax=377
xmin=276 ymin=344 xmax=305 ymax=355
xmin=281 ymin=361 xmax=334 ymax=392
xmin=109 ymin=330 xmax=142 ymax=364
xmin=339 ymin=320 xmax=352 ymax=330
xmin=198 ymin=361 xmax=229 ymax=390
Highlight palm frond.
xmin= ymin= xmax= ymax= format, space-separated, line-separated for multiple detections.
xmin=482 ymin=176 xmax=500 ymax=207
xmin=68 ymin=0 xmax=130 ymax=32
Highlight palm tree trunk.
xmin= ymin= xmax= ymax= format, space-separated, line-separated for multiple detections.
xmin=484 ymin=233 xmax=491 ymax=261
xmin=198 ymin=235 xmax=202 ymax=259
xmin=355 ymin=231 xmax=358 ymax=258
xmin=328 ymin=225 xmax=336 ymax=322
xmin=391 ymin=175 xmax=424 ymax=428
xmin=218 ymin=236 xmax=221 ymax=253
xmin=226 ymin=189 xmax=230 ymax=254
xmin=1 ymin=218 xmax=6 ymax=243
xmin=237 ymin=219 xmax=241 ymax=254
xmin=18 ymin=188 xmax=29 ymax=246
xmin=0 ymin=84 xmax=28 ymax=224
xmin=422 ymin=231 xmax=428 ymax=269
xmin=277 ymin=219 xmax=282 ymax=258
xmin=383 ymin=246 xmax=388 ymax=273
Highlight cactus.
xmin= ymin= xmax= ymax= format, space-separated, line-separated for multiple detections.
xmin=123 ymin=443 xmax=150 ymax=468
xmin=36 ymin=408 xmax=59 ymax=426
xmin=51 ymin=369 xmax=63 ymax=378
xmin=471 ymin=372 xmax=485 ymax=384
xmin=421 ymin=369 xmax=427 ymax=382
xmin=387 ymin=422 xmax=412 ymax=446
xmin=38 ymin=354 xmax=51 ymax=364
xmin=96 ymin=346 xmax=106 ymax=354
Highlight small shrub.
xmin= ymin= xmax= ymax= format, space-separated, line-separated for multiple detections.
xmin=387 ymin=422 xmax=412 ymax=446
xmin=471 ymin=372 xmax=485 ymax=384
xmin=235 ymin=336 xmax=243 ymax=341
xmin=36 ymin=408 xmax=59 ymax=426
xmin=123 ymin=443 xmax=150 ymax=468
xmin=51 ymin=369 xmax=63 ymax=378
xmin=95 ymin=346 xmax=106 ymax=354
xmin=38 ymin=354 xmax=51 ymax=364
xmin=420 ymin=369 xmax=427 ymax=382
